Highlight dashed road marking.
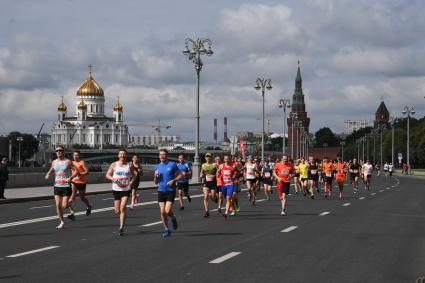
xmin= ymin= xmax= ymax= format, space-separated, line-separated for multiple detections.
xmin=281 ymin=226 xmax=298 ymax=233
xmin=140 ymin=221 xmax=162 ymax=227
xmin=371 ymin=193 xmax=376 ymax=196
xmin=29 ymin=205 xmax=54 ymax=209
xmin=342 ymin=203 xmax=351 ymax=207
xmin=359 ymin=197 xmax=366 ymax=200
xmin=319 ymin=211 xmax=330 ymax=216
xmin=379 ymin=190 xmax=384 ymax=193
xmin=6 ymin=246 xmax=60 ymax=258
xmin=209 ymin=252 xmax=241 ymax=263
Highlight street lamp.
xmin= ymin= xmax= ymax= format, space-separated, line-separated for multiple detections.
xmin=389 ymin=116 xmax=397 ymax=166
xmin=402 ymin=105 xmax=415 ymax=174
xmin=340 ymin=141 xmax=346 ymax=161
xmin=17 ymin=136 xmax=23 ymax=168
xmin=289 ymin=113 xmax=298 ymax=159
xmin=295 ymin=121 xmax=302 ymax=159
xmin=183 ymin=37 xmax=213 ymax=181
xmin=323 ymin=142 xmax=328 ymax=158
xmin=279 ymin=98 xmax=291 ymax=155
xmin=254 ymin=78 xmax=272 ymax=162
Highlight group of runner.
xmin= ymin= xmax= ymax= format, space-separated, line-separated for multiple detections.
xmin=46 ymin=146 xmax=390 ymax=237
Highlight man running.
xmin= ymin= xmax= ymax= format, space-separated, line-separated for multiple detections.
xmin=45 ymin=146 xmax=77 ymax=229
xmin=307 ymin=156 xmax=319 ymax=198
xmin=177 ymin=154 xmax=192 ymax=211
xmin=233 ymin=157 xmax=244 ymax=212
xmin=217 ymin=155 xmax=238 ymax=219
xmin=130 ymin=155 xmax=143 ymax=210
xmin=335 ymin=157 xmax=347 ymax=199
xmin=215 ymin=156 xmax=224 ymax=213
xmin=154 ymin=149 xmax=183 ymax=238
xmin=68 ymin=150 xmax=92 ymax=220
xmin=299 ymin=159 xmax=309 ymax=196
xmin=383 ymin=162 xmax=389 ymax=178
xmin=349 ymin=158 xmax=362 ymax=195
xmin=261 ymin=159 xmax=274 ymax=200
xmin=200 ymin=153 xmax=218 ymax=217
xmin=322 ymin=157 xmax=334 ymax=198
xmin=363 ymin=160 xmax=373 ymax=191
xmin=106 ymin=149 xmax=137 ymax=236
xmin=293 ymin=160 xmax=301 ymax=194
xmin=273 ymin=155 xmax=293 ymax=215
xmin=388 ymin=163 xmax=394 ymax=177
xmin=244 ymin=156 xmax=259 ymax=205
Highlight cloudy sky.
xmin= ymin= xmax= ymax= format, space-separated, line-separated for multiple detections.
xmin=0 ymin=0 xmax=424 ymax=140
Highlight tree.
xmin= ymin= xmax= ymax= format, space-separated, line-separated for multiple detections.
xmin=314 ymin=127 xmax=340 ymax=147
xmin=8 ymin=132 xmax=39 ymax=166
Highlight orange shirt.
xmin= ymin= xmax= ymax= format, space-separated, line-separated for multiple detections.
xmin=72 ymin=161 xmax=87 ymax=184
xmin=274 ymin=162 xmax=293 ymax=183
xmin=335 ymin=162 xmax=346 ymax=181
xmin=323 ymin=162 xmax=334 ymax=176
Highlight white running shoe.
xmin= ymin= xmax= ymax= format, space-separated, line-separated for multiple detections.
xmin=56 ymin=222 xmax=65 ymax=229
xmin=281 ymin=210 xmax=286 ymax=216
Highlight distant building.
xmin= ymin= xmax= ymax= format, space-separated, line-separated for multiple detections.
xmin=130 ymin=135 xmax=180 ymax=146
xmin=344 ymin=120 xmax=374 ymax=135
xmin=375 ymin=99 xmax=390 ymax=126
xmin=159 ymin=142 xmax=195 ymax=151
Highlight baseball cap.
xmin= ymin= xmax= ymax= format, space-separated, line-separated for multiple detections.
xmin=205 ymin=153 xmax=212 ymax=157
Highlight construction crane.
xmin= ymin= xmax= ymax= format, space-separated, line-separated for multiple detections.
xmin=127 ymin=119 xmax=172 ymax=146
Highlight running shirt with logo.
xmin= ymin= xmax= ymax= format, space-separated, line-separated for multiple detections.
xmin=299 ymin=163 xmax=308 ymax=179
xmin=156 ymin=161 xmax=179 ymax=192
xmin=308 ymin=163 xmax=319 ymax=179
xmin=112 ymin=163 xmax=131 ymax=192
xmin=177 ymin=162 xmax=191 ymax=184
xmin=220 ymin=164 xmax=235 ymax=186
xmin=53 ymin=159 xmax=71 ymax=188
xmin=323 ymin=162 xmax=334 ymax=178
xmin=349 ymin=164 xmax=361 ymax=176
xmin=245 ymin=163 xmax=257 ymax=180
xmin=335 ymin=162 xmax=346 ymax=182
xmin=72 ymin=161 xmax=87 ymax=184
xmin=202 ymin=163 xmax=217 ymax=183
xmin=363 ymin=164 xmax=373 ymax=176
xmin=388 ymin=165 xmax=394 ymax=172
xmin=274 ymin=162 xmax=293 ymax=183
xmin=262 ymin=164 xmax=273 ymax=179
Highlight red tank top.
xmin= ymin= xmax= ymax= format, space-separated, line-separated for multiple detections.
xmin=220 ymin=164 xmax=235 ymax=185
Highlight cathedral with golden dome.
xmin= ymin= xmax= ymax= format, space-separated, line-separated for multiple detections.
xmin=51 ymin=66 xmax=129 ymax=148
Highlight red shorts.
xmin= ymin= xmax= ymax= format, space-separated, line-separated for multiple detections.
xmin=277 ymin=182 xmax=291 ymax=198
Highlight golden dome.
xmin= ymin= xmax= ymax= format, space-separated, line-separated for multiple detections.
xmin=114 ymin=97 xmax=123 ymax=111
xmin=76 ymin=65 xmax=104 ymax=97
xmin=77 ymin=99 xmax=87 ymax=110
xmin=58 ymin=97 xmax=67 ymax=111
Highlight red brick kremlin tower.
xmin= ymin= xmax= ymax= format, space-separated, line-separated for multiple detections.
xmin=287 ymin=61 xmax=310 ymax=159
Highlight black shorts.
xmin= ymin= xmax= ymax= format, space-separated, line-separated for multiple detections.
xmin=158 ymin=191 xmax=176 ymax=203
xmin=132 ymin=181 xmax=140 ymax=190
xmin=72 ymin=183 xmax=86 ymax=191
xmin=233 ymin=182 xmax=241 ymax=193
xmin=293 ymin=173 xmax=300 ymax=178
xmin=246 ymin=178 xmax=256 ymax=184
xmin=177 ymin=182 xmax=189 ymax=192
xmin=325 ymin=176 xmax=333 ymax=184
xmin=203 ymin=181 xmax=216 ymax=190
xmin=263 ymin=178 xmax=273 ymax=186
xmin=113 ymin=190 xmax=131 ymax=200
xmin=350 ymin=173 xmax=360 ymax=180
xmin=54 ymin=186 xmax=72 ymax=197
xmin=300 ymin=178 xmax=308 ymax=182
xmin=309 ymin=174 xmax=319 ymax=181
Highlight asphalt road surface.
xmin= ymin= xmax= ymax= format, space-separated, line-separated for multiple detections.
xmin=0 ymin=175 xmax=423 ymax=283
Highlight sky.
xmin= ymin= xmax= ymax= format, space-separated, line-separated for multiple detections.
xmin=0 ymin=0 xmax=424 ymax=141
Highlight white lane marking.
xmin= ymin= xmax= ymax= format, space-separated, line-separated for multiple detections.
xmin=256 ymin=199 xmax=266 ymax=202
xmin=102 ymin=198 xmax=114 ymax=201
xmin=209 ymin=252 xmax=241 ymax=264
xmin=371 ymin=193 xmax=376 ymax=196
xmin=6 ymin=246 xmax=60 ymax=258
xmin=281 ymin=226 xmax=298 ymax=233
xmin=29 ymin=205 xmax=54 ymax=209
xmin=379 ymin=190 xmax=384 ymax=193
xmin=359 ymin=197 xmax=366 ymax=200
xmin=139 ymin=221 xmax=162 ymax=227
xmin=386 ymin=187 xmax=390 ymax=190
xmin=342 ymin=203 xmax=351 ymax=207
xmin=319 ymin=211 xmax=330 ymax=216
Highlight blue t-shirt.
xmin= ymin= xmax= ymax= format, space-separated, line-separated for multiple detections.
xmin=177 ymin=162 xmax=192 ymax=183
xmin=156 ymin=161 xmax=179 ymax=192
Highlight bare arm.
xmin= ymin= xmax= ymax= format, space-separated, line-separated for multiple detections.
xmin=80 ymin=161 xmax=89 ymax=176
xmin=45 ymin=162 xmax=55 ymax=180
xmin=105 ymin=163 xmax=115 ymax=182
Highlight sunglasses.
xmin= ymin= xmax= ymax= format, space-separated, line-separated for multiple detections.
xmin=55 ymin=149 xmax=64 ymax=152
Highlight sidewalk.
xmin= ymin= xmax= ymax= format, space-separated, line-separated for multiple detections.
xmin=1 ymin=180 xmax=202 ymax=204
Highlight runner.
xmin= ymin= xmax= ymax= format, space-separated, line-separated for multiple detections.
xmin=273 ymin=155 xmax=293 ymax=215
xmin=383 ymin=162 xmax=389 ymax=178
xmin=293 ymin=160 xmax=301 ymax=194
xmin=130 ymin=155 xmax=143 ymax=210
xmin=261 ymin=159 xmax=274 ymax=200
xmin=307 ymin=156 xmax=319 ymax=199
xmin=388 ymin=163 xmax=394 ymax=177
xmin=349 ymin=158 xmax=362 ymax=195
xmin=335 ymin=157 xmax=347 ymax=199
xmin=375 ymin=163 xmax=381 ymax=176
xmin=176 ymin=154 xmax=192 ymax=211
xmin=200 ymin=153 xmax=218 ymax=217
xmin=322 ymin=157 xmax=334 ymax=198
xmin=106 ymin=149 xmax=137 ymax=236
xmin=45 ymin=145 xmax=77 ymax=229
xmin=215 ymin=155 xmax=224 ymax=213
xmin=217 ymin=155 xmax=238 ymax=219
xmin=299 ymin=159 xmax=309 ymax=196
xmin=233 ymin=157 xmax=244 ymax=212
xmin=363 ymin=160 xmax=373 ymax=191
xmin=68 ymin=150 xmax=92 ymax=220
xmin=244 ymin=156 xmax=259 ymax=206
xmin=153 ymin=149 xmax=183 ymax=237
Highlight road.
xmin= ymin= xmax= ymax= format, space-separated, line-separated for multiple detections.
xmin=0 ymin=175 xmax=423 ymax=283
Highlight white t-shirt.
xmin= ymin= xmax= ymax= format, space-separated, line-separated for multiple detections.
xmin=363 ymin=164 xmax=373 ymax=175
xmin=388 ymin=165 xmax=394 ymax=172
xmin=384 ymin=163 xmax=389 ymax=171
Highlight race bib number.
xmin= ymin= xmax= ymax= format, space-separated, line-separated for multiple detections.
xmin=206 ymin=174 xmax=214 ymax=182
xmin=281 ymin=169 xmax=289 ymax=175
xmin=311 ymin=170 xmax=317 ymax=175
xmin=113 ymin=177 xmax=129 ymax=188
xmin=264 ymin=172 xmax=271 ymax=178
xmin=326 ymin=173 xmax=332 ymax=177
xmin=353 ymin=169 xmax=359 ymax=174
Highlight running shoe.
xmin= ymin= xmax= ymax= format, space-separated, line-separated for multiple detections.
xmin=179 ymin=206 xmax=184 ymax=211
xmin=86 ymin=206 xmax=92 ymax=216
xmin=129 ymin=203 xmax=134 ymax=210
xmin=281 ymin=210 xmax=286 ymax=216
xmin=267 ymin=196 xmax=271 ymax=201
xmin=223 ymin=213 xmax=228 ymax=220
xmin=203 ymin=211 xmax=210 ymax=218
xmin=187 ymin=195 xmax=192 ymax=202
xmin=171 ymin=217 xmax=178 ymax=230
xmin=236 ymin=206 xmax=241 ymax=212
xmin=217 ymin=207 xmax=222 ymax=213
xmin=135 ymin=194 xmax=140 ymax=204
xmin=230 ymin=211 xmax=236 ymax=216
xmin=339 ymin=192 xmax=343 ymax=199
xmin=67 ymin=213 xmax=76 ymax=221
xmin=162 ymin=229 xmax=171 ymax=238
xmin=310 ymin=194 xmax=315 ymax=200
xmin=119 ymin=228 xmax=125 ymax=236
xmin=56 ymin=222 xmax=65 ymax=229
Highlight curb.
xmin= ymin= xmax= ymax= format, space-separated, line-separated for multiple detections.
xmin=0 ymin=183 xmax=203 ymax=205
